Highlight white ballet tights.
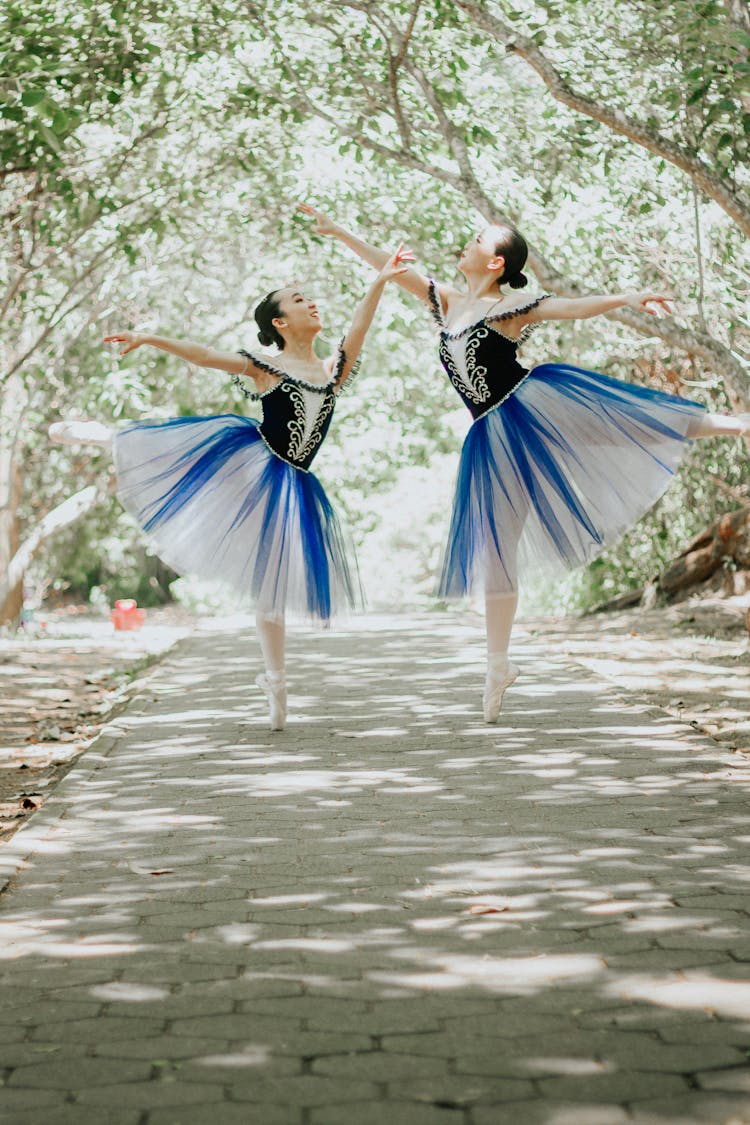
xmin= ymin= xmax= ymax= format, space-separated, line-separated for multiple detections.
xmin=255 ymin=612 xmax=287 ymax=731
xmin=483 ymin=589 xmax=520 ymax=722
xmin=686 ymin=413 xmax=747 ymax=439
xmin=485 ymin=590 xmax=519 ymax=659
xmin=256 ymin=611 xmax=285 ymax=675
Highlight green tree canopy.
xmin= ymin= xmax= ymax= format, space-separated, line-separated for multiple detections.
xmin=1 ymin=0 xmax=747 ymax=622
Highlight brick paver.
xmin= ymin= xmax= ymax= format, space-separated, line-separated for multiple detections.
xmin=1 ymin=613 xmax=749 ymax=1124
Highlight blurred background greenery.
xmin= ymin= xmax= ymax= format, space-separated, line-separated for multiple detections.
xmin=1 ymin=0 xmax=748 ymax=625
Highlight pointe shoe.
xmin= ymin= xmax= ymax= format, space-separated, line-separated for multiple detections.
xmin=483 ymin=659 xmax=519 ymax=723
xmin=49 ymin=420 xmax=112 ymax=447
xmin=256 ymin=672 xmax=287 ymax=731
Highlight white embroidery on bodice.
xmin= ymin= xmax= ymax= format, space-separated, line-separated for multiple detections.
xmin=283 ymin=383 xmax=335 ymax=462
xmin=441 ymin=331 xmax=491 ymax=405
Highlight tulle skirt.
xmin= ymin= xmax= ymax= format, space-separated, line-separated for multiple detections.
xmin=438 ymin=363 xmax=706 ymax=597
xmin=114 ymin=414 xmax=360 ymax=621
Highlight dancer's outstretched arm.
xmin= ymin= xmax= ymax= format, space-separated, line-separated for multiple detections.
xmin=525 ymin=290 xmax=673 ymax=323
xmin=299 ymin=203 xmax=459 ymax=310
xmin=518 ymin=293 xmax=748 ymax=436
xmin=332 ymin=244 xmax=414 ymax=388
xmin=103 ymin=332 xmax=276 ymax=391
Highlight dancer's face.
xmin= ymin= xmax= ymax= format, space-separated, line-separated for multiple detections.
xmin=272 ymin=288 xmax=323 ymax=338
xmin=458 ymin=227 xmax=506 ymax=280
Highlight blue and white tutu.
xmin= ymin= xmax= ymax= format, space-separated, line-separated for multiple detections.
xmin=438 ymin=363 xmax=705 ymax=597
xmin=114 ymin=414 xmax=360 ymax=621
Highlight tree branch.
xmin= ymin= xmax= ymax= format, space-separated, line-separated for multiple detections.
xmin=453 ymin=0 xmax=750 ymax=239
xmin=241 ymin=8 xmax=467 ymax=194
xmin=0 ymin=486 xmax=100 ymax=610
xmin=386 ymin=0 xmax=422 ymax=150
xmin=0 ymin=238 xmax=121 ymax=386
xmin=244 ymin=2 xmax=749 ymax=398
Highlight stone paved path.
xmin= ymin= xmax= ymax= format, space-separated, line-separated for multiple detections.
xmin=1 ymin=613 xmax=750 ymax=1125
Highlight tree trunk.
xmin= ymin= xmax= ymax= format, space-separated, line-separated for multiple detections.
xmin=0 ymin=486 xmax=101 ymax=620
xmin=0 ymin=374 xmax=27 ymax=628
xmin=590 ymin=506 xmax=750 ymax=612
xmin=657 ymin=507 xmax=750 ymax=595
xmin=0 ymin=455 xmax=23 ymax=626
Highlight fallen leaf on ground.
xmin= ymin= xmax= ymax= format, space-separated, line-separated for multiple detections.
xmin=129 ymin=863 xmax=176 ymax=876
xmin=466 ymin=904 xmax=510 ymax=915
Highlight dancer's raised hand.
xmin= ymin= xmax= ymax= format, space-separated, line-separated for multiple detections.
xmin=626 ymin=291 xmax=674 ymax=317
xmin=104 ymin=330 xmax=146 ymax=355
xmin=333 ymin=246 xmax=415 ymax=390
xmin=376 ymin=243 xmax=416 ymax=283
xmin=297 ymin=202 xmax=341 ymax=237
xmin=297 ymin=205 xmax=452 ymax=306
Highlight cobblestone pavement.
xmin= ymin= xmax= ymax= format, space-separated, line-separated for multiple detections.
xmin=1 ymin=613 xmax=750 ymax=1125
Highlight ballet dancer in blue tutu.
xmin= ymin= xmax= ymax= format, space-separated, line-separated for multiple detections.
xmin=299 ymin=203 xmax=750 ymax=723
xmin=50 ymin=245 xmax=414 ymax=730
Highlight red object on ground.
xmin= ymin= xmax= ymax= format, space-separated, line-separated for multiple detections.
xmin=110 ymin=599 xmax=146 ymax=631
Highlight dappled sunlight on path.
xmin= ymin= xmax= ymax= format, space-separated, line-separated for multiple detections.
xmin=1 ymin=614 xmax=749 ymax=1124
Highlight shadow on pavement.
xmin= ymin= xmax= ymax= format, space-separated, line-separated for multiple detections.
xmin=1 ymin=614 xmax=750 ymax=1124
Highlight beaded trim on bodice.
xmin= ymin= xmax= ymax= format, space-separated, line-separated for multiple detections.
xmin=427 ymin=280 xmax=551 ymax=420
xmin=230 ymin=342 xmax=354 ymax=470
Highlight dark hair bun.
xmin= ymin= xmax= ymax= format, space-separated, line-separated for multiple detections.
xmin=254 ymin=289 xmax=285 ymax=351
xmin=492 ymin=227 xmax=529 ymax=292
xmin=507 ymin=271 xmax=528 ymax=290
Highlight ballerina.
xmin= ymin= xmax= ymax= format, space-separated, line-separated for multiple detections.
xmin=299 ymin=203 xmax=749 ymax=722
xmin=50 ymin=245 xmax=414 ymax=730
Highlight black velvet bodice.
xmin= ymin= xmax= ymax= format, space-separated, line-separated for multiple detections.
xmin=233 ymin=348 xmax=348 ymax=471
xmin=428 ymin=281 xmax=550 ymax=420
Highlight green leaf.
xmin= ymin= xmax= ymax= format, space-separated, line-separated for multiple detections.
xmin=687 ymin=81 xmax=711 ymax=106
xmin=38 ymin=122 xmax=62 ymax=153
xmin=21 ymin=89 xmax=46 ymax=107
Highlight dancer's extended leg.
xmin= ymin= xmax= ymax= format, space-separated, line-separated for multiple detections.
xmin=485 ymin=589 xmax=518 ymax=657
xmin=482 ymin=522 xmax=522 ymax=724
xmin=255 ymin=611 xmax=287 ymax=731
xmin=49 ymin=420 xmax=113 ymax=447
xmin=483 ymin=590 xmax=521 ymax=724
xmin=686 ymin=413 xmax=750 ymax=439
